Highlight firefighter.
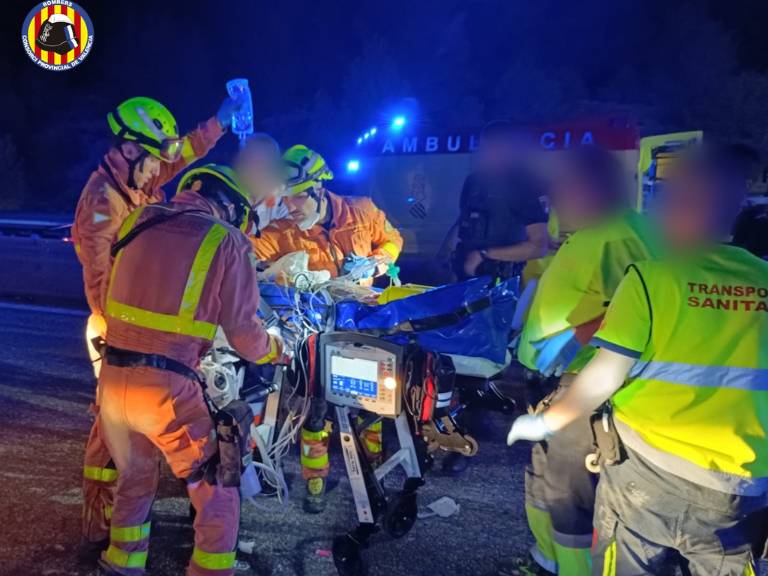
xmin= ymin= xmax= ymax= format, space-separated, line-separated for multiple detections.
xmin=95 ymin=164 xmax=282 ymax=576
xmin=507 ymin=148 xmax=658 ymax=576
xmin=252 ymin=144 xmax=403 ymax=513
xmin=508 ymin=147 xmax=768 ymax=575
xmin=74 ymin=95 xmax=242 ymax=562
xmin=233 ymin=132 xmax=289 ymax=231
xmin=253 ymin=144 xmax=403 ymax=278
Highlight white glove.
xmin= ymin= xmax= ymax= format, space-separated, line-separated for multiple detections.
xmin=507 ymin=414 xmax=554 ymax=446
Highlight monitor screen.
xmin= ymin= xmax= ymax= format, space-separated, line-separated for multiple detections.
xmin=331 ymin=355 xmax=379 ymax=398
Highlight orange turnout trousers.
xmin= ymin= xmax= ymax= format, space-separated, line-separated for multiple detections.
xmin=98 ymin=366 xmax=239 ymax=576
xmin=97 ymin=192 xmax=275 ymax=575
xmin=299 ymin=408 xmax=384 ymax=480
xmin=82 ymin=312 xmax=119 ymax=543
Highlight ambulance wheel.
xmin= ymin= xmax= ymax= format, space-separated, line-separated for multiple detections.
xmin=383 ymin=492 xmax=418 ymax=538
xmin=585 ymin=453 xmax=601 ymax=474
xmin=332 ymin=535 xmax=366 ymax=576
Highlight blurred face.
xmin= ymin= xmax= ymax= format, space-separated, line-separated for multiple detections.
xmin=235 ymin=141 xmax=284 ymax=204
xmin=551 ymin=171 xmax=609 ymax=232
xmin=658 ymin=164 xmax=741 ymax=249
xmin=476 ymin=135 xmax=518 ymax=172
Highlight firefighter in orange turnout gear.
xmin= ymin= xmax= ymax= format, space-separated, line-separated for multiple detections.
xmin=95 ymin=165 xmax=281 ymax=576
xmin=252 ymin=145 xmax=403 ymax=513
xmin=73 ymin=96 xmax=241 ymax=562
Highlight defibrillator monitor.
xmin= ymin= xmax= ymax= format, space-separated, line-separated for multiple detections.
xmin=331 ymin=356 xmax=379 ymax=398
xmin=321 ymin=332 xmax=404 ymax=417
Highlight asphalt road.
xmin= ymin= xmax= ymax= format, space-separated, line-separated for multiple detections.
xmin=0 ymin=305 xmax=534 ymax=576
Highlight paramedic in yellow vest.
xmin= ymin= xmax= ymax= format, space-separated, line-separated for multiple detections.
xmin=509 ymin=147 xmax=658 ymax=576
xmin=508 ymin=146 xmax=768 ymax=575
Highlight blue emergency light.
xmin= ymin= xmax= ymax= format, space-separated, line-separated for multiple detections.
xmin=346 ymin=159 xmax=361 ymax=173
xmin=391 ymin=116 xmax=406 ymax=130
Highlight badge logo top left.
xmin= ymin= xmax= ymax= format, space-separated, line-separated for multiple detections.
xmin=22 ymin=1 xmax=94 ymax=71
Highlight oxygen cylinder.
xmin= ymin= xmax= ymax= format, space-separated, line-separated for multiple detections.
xmin=226 ymin=78 xmax=254 ymax=146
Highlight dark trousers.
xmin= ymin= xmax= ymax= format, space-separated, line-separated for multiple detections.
xmin=592 ymin=448 xmax=768 ymax=576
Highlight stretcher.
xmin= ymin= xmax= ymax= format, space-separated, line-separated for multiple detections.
xmin=200 ymin=275 xmax=519 ymax=576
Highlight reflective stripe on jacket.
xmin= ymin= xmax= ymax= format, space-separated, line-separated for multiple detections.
xmin=106 ymin=207 xmax=226 ymax=340
xmin=72 ymin=117 xmax=223 ymax=315
xmin=103 ymin=191 xmax=272 ymax=368
xmin=593 ymin=245 xmax=768 ymax=495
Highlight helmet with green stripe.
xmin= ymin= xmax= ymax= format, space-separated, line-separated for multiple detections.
xmin=283 ymin=144 xmax=334 ymax=195
xmin=108 ymin=97 xmax=184 ymax=163
xmin=177 ymin=164 xmax=256 ymax=233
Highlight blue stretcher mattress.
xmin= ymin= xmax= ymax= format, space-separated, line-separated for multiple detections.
xmin=259 ymin=277 xmax=518 ymax=364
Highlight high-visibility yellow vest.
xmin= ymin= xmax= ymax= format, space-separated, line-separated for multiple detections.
xmin=521 ymin=210 xmax=561 ymax=288
xmin=105 ymin=206 xmax=227 ymax=340
xmin=593 ymin=244 xmax=768 ymax=495
xmin=518 ymin=210 xmax=656 ymax=372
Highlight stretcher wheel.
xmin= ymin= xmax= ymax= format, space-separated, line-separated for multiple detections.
xmin=383 ymin=492 xmax=418 ymax=538
xmin=585 ymin=453 xmax=601 ymax=474
xmin=332 ymin=535 xmax=367 ymax=576
xmin=419 ymin=450 xmax=435 ymax=471
xmin=458 ymin=435 xmax=479 ymax=457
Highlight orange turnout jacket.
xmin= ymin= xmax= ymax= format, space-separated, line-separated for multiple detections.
xmin=252 ymin=191 xmax=403 ymax=277
xmin=72 ymin=117 xmax=224 ymax=315
xmin=104 ymin=190 xmax=274 ymax=367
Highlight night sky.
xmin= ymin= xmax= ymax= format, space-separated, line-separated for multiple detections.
xmin=1 ymin=0 xmax=767 ymax=212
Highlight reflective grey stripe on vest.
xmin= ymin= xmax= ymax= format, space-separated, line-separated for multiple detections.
xmin=629 ymin=361 xmax=768 ymax=391
xmin=614 ymin=419 xmax=768 ymax=496
xmin=552 ymin=528 xmax=593 ymax=549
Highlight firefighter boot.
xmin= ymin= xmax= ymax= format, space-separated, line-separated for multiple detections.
xmin=495 ymin=557 xmax=552 ymax=576
xmin=96 ymin=558 xmax=123 ymax=576
xmin=76 ymin=537 xmax=109 ymax=567
xmin=304 ymin=477 xmax=327 ymax=514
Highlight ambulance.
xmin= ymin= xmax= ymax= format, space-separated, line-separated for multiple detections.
xmin=336 ymin=115 xmax=700 ymax=283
